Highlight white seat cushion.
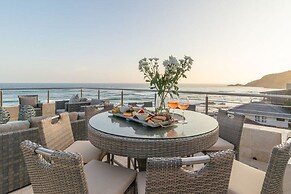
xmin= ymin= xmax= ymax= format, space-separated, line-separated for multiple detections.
xmin=228 ymin=160 xmax=265 ymax=194
xmin=65 ymin=140 xmax=103 ymax=163
xmin=84 ymin=160 xmax=136 ymax=194
xmin=136 ymin=171 xmax=146 ymax=194
xmin=206 ymin=137 xmax=234 ymax=151
xmin=10 ymin=185 xmax=34 ymax=194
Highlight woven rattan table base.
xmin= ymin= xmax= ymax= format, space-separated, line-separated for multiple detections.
xmin=89 ymin=126 xmax=219 ymax=158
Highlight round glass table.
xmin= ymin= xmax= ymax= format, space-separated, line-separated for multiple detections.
xmin=88 ymin=110 xmax=219 ymax=158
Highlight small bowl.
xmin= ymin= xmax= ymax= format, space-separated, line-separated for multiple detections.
xmin=135 ymin=113 xmax=149 ymax=121
xmin=119 ymin=106 xmax=131 ymax=113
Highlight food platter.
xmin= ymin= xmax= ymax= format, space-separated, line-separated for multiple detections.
xmin=108 ymin=106 xmax=177 ymax=128
xmin=109 ymin=112 xmax=176 ymax=128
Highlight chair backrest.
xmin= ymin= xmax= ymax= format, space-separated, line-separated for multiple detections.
xmin=187 ymin=104 xmax=196 ymax=111
xmin=143 ymin=101 xmax=153 ymax=107
xmin=84 ymin=106 xmax=101 ymax=131
xmin=218 ymin=109 xmax=245 ymax=159
xmin=55 ymin=100 xmax=69 ymax=110
xmin=128 ymin=102 xmax=137 ymax=107
xmin=145 ymin=150 xmax=234 ymax=193
xmin=20 ymin=140 xmax=88 ymax=194
xmin=38 ymin=112 xmax=74 ymax=150
xmin=261 ymin=138 xmax=291 ymax=194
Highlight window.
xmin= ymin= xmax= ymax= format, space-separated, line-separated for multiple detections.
xmin=276 ymin=118 xmax=285 ymax=122
xmin=255 ymin=115 xmax=266 ymax=123
xmin=255 ymin=116 xmax=260 ymax=122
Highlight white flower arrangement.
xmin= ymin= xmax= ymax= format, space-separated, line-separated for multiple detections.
xmin=139 ymin=55 xmax=193 ymax=111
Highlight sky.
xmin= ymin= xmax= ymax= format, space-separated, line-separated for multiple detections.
xmin=0 ymin=0 xmax=290 ymax=84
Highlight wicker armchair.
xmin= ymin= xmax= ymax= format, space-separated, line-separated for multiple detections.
xmin=55 ymin=99 xmax=69 ymax=114
xmin=0 ymin=114 xmax=87 ymax=193
xmin=71 ymin=117 xmax=87 ymax=141
xmin=56 ymin=99 xmax=111 ymax=113
xmin=17 ymin=95 xmax=55 ymax=117
xmin=205 ymin=109 xmax=245 ymax=160
xmin=55 ymin=99 xmax=90 ymax=113
xmin=18 ymin=95 xmax=42 ymax=116
xmin=136 ymin=150 xmax=234 ymax=194
xmin=0 ymin=122 xmax=39 ymax=194
xmin=38 ymin=112 xmax=105 ymax=163
xmin=84 ymin=104 xmax=114 ymax=127
xmin=228 ymin=138 xmax=291 ymax=194
xmin=20 ymin=140 xmax=137 ymax=194
xmin=66 ymin=101 xmax=91 ymax=112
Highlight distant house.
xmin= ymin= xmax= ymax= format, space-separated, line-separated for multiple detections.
xmin=261 ymin=88 xmax=291 ymax=105
xmin=229 ymin=102 xmax=291 ymax=129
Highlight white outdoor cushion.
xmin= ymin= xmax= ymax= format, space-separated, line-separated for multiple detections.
xmin=136 ymin=171 xmax=146 ymax=194
xmin=228 ymin=160 xmax=265 ymax=194
xmin=78 ymin=111 xmax=85 ymax=119
xmin=12 ymin=185 xmax=34 ymax=194
xmin=206 ymin=137 xmax=234 ymax=151
xmin=84 ymin=160 xmax=136 ymax=194
xmin=0 ymin=120 xmax=30 ymax=133
xmin=65 ymin=140 xmax=103 ymax=163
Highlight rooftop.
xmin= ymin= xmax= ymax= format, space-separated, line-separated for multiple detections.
xmin=229 ymin=102 xmax=291 ymax=119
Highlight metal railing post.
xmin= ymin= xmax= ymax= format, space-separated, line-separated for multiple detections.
xmin=0 ymin=89 xmax=2 ymax=107
xmin=121 ymin=90 xmax=124 ymax=105
xmin=98 ymin=90 xmax=100 ymax=99
xmin=47 ymin=90 xmax=50 ymax=103
xmin=80 ymin=89 xmax=83 ymax=98
xmin=205 ymin=95 xmax=209 ymax=115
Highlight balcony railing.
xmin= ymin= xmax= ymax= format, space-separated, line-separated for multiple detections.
xmin=1 ymin=86 xmax=290 ymax=116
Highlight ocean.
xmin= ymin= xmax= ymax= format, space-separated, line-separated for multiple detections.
xmin=0 ymin=83 xmax=274 ymax=110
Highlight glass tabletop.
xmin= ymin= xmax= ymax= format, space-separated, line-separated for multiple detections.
xmin=89 ymin=110 xmax=218 ymax=139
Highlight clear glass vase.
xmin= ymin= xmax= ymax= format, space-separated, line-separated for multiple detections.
xmin=155 ymin=93 xmax=169 ymax=114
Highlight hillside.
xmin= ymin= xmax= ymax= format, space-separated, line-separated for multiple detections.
xmin=245 ymin=70 xmax=291 ymax=89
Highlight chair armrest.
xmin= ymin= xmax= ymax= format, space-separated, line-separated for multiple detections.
xmin=71 ymin=119 xmax=87 ymax=140
xmin=181 ymin=155 xmax=211 ymax=165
